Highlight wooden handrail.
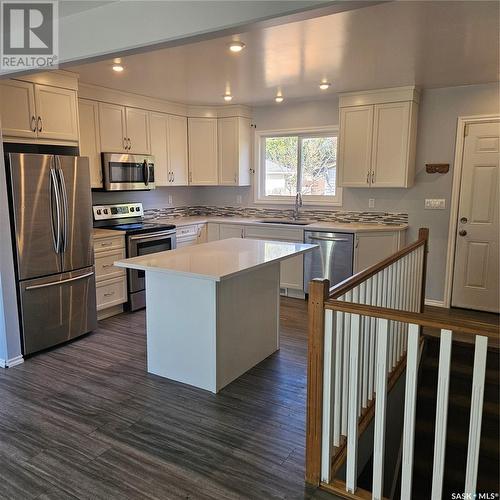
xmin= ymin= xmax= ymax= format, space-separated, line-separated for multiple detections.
xmin=325 ymin=300 xmax=500 ymax=337
xmin=329 ymin=228 xmax=429 ymax=300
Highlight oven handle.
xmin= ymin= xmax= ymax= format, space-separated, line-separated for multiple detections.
xmin=306 ymin=236 xmax=351 ymax=242
xmin=128 ymin=230 xmax=176 ymax=241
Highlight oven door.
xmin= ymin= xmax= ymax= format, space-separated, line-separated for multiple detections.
xmin=127 ymin=230 xmax=176 ymax=293
xmin=102 ymin=153 xmax=155 ymax=191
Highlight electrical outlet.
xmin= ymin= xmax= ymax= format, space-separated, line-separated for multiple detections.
xmin=368 ymin=198 xmax=375 ymax=209
xmin=168 ymin=195 xmax=173 ymax=205
xmin=236 ymin=195 xmax=242 ymax=204
xmin=424 ymin=199 xmax=446 ymax=210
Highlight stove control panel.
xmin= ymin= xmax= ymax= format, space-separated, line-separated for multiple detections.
xmin=93 ymin=203 xmax=144 ymax=220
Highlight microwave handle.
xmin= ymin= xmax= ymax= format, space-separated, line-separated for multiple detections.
xmin=143 ymin=160 xmax=150 ymax=186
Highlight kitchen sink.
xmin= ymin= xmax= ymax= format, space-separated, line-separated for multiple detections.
xmin=258 ymin=218 xmax=315 ymax=226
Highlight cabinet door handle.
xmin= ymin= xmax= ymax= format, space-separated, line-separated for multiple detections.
xmin=100 ymin=241 xmax=113 ymax=247
xmin=37 ymin=116 xmax=42 ymax=132
xmin=172 ymin=172 xmax=175 ymax=183
xmin=123 ymin=137 xmax=127 ymax=150
xmin=366 ymin=170 xmax=370 ymax=184
xmin=102 ymin=263 xmax=114 ymax=268
xmin=127 ymin=138 xmax=131 ymax=150
xmin=234 ymin=174 xmax=237 ymax=184
xmin=103 ymin=291 xmax=115 ymax=297
xmin=31 ymin=115 xmax=36 ymax=132
xmin=371 ymin=171 xmax=375 ymax=183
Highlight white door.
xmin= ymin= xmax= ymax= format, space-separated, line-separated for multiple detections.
xmin=371 ymin=102 xmax=410 ymax=187
xmin=168 ymin=115 xmax=188 ymax=186
xmin=150 ymin=112 xmax=169 ymax=186
xmin=78 ymin=99 xmax=102 ymax=188
xmin=339 ymin=105 xmax=374 ymax=187
xmin=452 ymin=121 xmax=500 ymax=312
xmin=126 ymin=107 xmax=150 ymax=154
xmin=218 ymin=117 xmax=238 ymax=185
xmin=188 ymin=117 xmax=218 ymax=185
xmin=99 ymin=102 xmax=127 ymax=152
xmin=0 ymin=80 xmax=37 ymax=138
xmin=34 ymin=85 xmax=79 ymax=141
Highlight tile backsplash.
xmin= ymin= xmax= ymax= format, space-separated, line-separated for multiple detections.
xmin=143 ymin=206 xmax=408 ymax=225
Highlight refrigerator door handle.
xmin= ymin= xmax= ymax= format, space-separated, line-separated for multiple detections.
xmin=25 ymin=271 xmax=94 ymax=290
xmin=56 ymin=157 xmax=69 ymax=252
xmin=49 ymin=167 xmax=62 ymax=253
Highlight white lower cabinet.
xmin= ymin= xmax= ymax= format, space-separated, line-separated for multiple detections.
xmin=94 ymin=233 xmax=127 ymax=317
xmin=176 ymin=224 xmax=206 ymax=248
xmin=243 ymin=225 xmax=304 ymax=291
xmin=353 ymin=231 xmax=405 ymax=273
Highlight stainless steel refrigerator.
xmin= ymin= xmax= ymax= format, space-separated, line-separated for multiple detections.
xmin=6 ymin=153 xmax=97 ymax=355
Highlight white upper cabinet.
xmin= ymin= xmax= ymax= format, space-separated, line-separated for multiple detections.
xmin=167 ymin=114 xmax=188 ymax=186
xmin=0 ymin=80 xmax=37 ymax=138
xmin=339 ymin=106 xmax=374 ymax=187
xmin=188 ymin=117 xmax=218 ymax=185
xmin=78 ymin=99 xmax=102 ymax=189
xmin=98 ymin=102 xmax=127 ymax=152
xmin=218 ymin=117 xmax=251 ymax=186
xmin=339 ymin=87 xmax=419 ymax=188
xmin=125 ymin=107 xmax=150 ymax=154
xmin=150 ymin=113 xmax=188 ymax=186
xmin=98 ymin=103 xmax=150 ymax=154
xmin=34 ymin=85 xmax=79 ymax=141
xmin=0 ymin=78 xmax=78 ymax=142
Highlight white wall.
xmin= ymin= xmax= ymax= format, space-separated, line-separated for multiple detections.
xmin=200 ymin=83 xmax=500 ymax=302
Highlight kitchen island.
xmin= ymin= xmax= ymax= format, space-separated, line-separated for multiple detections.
xmin=115 ymin=238 xmax=316 ymax=393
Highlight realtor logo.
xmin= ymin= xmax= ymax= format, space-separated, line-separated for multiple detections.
xmin=1 ymin=1 xmax=58 ymax=70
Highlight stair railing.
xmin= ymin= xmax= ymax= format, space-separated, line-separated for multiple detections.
xmin=305 ymin=227 xmax=499 ymax=499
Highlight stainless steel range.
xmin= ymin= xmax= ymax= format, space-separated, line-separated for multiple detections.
xmin=93 ymin=203 xmax=176 ymax=311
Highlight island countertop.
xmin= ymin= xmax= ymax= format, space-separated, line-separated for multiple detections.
xmin=114 ymin=238 xmax=316 ymax=282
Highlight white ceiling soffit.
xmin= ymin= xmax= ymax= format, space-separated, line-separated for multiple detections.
xmin=69 ymin=0 xmax=500 ymax=105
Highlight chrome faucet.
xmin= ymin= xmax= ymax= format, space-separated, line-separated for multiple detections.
xmin=293 ymin=192 xmax=303 ymax=219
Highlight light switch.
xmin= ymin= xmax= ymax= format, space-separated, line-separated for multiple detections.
xmin=424 ymin=199 xmax=446 ymax=210
xmin=368 ymin=198 xmax=375 ymax=209
xmin=236 ymin=195 xmax=242 ymax=204
xmin=168 ymin=195 xmax=173 ymax=205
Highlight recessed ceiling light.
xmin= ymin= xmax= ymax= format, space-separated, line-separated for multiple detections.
xmin=319 ymin=81 xmax=331 ymax=90
xmin=228 ymin=41 xmax=245 ymax=53
xmin=223 ymin=93 xmax=233 ymax=102
xmin=275 ymin=95 xmax=284 ymax=103
xmin=112 ymin=64 xmax=124 ymax=72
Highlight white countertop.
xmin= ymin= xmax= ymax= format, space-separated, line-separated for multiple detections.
xmin=114 ymin=238 xmax=317 ymax=281
xmin=152 ymin=215 xmax=408 ymax=233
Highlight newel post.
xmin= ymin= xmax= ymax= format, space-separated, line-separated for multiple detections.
xmin=418 ymin=228 xmax=429 ymax=313
xmin=305 ymin=278 xmax=330 ymax=486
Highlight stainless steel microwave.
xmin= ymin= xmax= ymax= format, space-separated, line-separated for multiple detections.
xmin=102 ymin=153 xmax=155 ymax=191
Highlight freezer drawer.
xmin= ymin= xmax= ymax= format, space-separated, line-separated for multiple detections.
xmin=19 ymin=267 xmax=97 ymax=355
xmin=304 ymin=231 xmax=354 ymax=293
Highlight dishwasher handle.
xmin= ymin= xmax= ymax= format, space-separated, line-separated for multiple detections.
xmin=307 ymin=235 xmax=351 ymax=242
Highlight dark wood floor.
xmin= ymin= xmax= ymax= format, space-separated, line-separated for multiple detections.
xmin=0 ymin=298 xmax=337 ymax=500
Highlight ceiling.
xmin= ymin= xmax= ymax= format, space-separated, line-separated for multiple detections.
xmin=69 ymin=1 xmax=500 ymax=106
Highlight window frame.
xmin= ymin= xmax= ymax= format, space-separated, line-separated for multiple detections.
xmin=254 ymin=126 xmax=342 ymax=206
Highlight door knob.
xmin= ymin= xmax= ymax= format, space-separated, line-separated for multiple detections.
xmin=459 ymin=230 xmax=467 ymax=236
xmin=460 ymin=217 xmax=468 ymax=224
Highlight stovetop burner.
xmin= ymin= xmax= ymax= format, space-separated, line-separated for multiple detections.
xmin=105 ymin=222 xmax=176 ymax=235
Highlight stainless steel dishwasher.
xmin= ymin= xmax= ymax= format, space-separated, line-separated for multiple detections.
xmin=304 ymin=231 xmax=354 ymax=293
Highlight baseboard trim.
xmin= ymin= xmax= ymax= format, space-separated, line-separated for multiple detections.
xmin=424 ymin=298 xmax=446 ymax=308
xmin=0 ymin=355 xmax=24 ymax=368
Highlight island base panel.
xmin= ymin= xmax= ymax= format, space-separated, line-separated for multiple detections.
xmin=144 ymin=262 xmax=281 ymax=393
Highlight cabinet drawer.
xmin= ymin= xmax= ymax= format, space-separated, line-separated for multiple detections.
xmin=96 ymin=276 xmax=127 ymax=311
xmin=95 ymin=248 xmax=126 ymax=281
xmin=93 ymin=235 xmax=124 ymax=253
xmin=244 ymin=225 xmax=303 ymax=242
xmin=176 ymin=224 xmax=199 ymax=238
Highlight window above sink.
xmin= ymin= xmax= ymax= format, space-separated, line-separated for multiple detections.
xmin=255 ymin=126 xmax=342 ymax=207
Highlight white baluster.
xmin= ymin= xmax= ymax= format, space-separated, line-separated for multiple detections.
xmin=341 ymin=310 xmax=351 ymax=437
xmin=333 ymin=311 xmax=344 ymax=447
xmin=464 ymin=335 xmax=489 ymax=495
xmin=362 ymin=281 xmax=370 ymax=409
xmin=368 ymin=274 xmax=378 ymax=400
xmin=431 ymin=329 xmax=453 ymax=500
xmin=321 ymin=309 xmax=334 ymax=483
xmin=346 ymin=313 xmax=361 ymax=493
xmin=401 ymin=323 xmax=421 ymax=498
xmin=372 ymin=318 xmax=389 ymax=500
